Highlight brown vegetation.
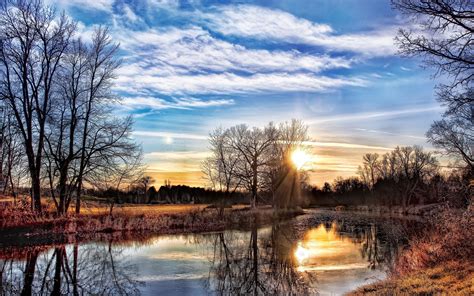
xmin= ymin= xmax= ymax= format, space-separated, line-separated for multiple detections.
xmin=350 ymin=262 xmax=473 ymax=296
xmin=349 ymin=208 xmax=474 ymax=295
xmin=0 ymin=198 xmax=303 ymax=245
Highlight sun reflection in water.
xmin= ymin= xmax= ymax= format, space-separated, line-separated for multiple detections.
xmin=294 ymin=223 xmax=365 ymax=272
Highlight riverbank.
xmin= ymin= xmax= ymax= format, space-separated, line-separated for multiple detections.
xmin=0 ymin=200 xmax=303 ymax=247
xmin=349 ymin=208 xmax=473 ymax=296
xmin=350 ymin=262 xmax=473 ymax=295
xmin=310 ymin=202 xmax=449 ymax=217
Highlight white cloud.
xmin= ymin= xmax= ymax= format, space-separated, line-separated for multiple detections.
xmin=115 ymin=72 xmax=366 ymax=95
xmin=115 ymin=26 xmax=352 ymax=75
xmin=123 ymin=5 xmax=140 ymax=22
xmin=121 ymin=96 xmax=234 ymax=110
xmin=133 ymin=131 xmax=207 ymax=140
xmin=145 ymin=151 xmax=211 ymax=160
xmin=52 ymin=0 xmax=114 ymax=12
xmin=354 ymin=128 xmax=426 ymax=140
xmin=204 ymin=5 xmax=397 ymax=56
xmin=307 ymin=106 xmax=442 ymax=124
xmin=303 ymin=141 xmax=392 ymax=151
xmin=147 ymin=0 xmax=180 ymax=10
xmin=108 ymin=26 xmax=364 ymax=95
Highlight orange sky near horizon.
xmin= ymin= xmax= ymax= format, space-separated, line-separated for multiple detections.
xmin=144 ymin=143 xmax=399 ymax=189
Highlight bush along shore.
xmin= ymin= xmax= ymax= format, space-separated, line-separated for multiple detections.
xmin=349 ymin=208 xmax=474 ymax=296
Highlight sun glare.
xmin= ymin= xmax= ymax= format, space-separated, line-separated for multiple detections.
xmin=291 ymin=149 xmax=309 ymax=169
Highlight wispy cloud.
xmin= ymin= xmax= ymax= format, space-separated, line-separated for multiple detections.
xmin=354 ymin=128 xmax=427 ymax=140
xmin=51 ymin=0 xmax=114 ymax=12
xmin=116 ymin=27 xmax=353 ymax=75
xmin=133 ymin=131 xmax=207 ymax=141
xmin=307 ymin=106 xmax=442 ymax=124
xmin=204 ymin=5 xmax=398 ymax=57
xmin=115 ymin=72 xmax=366 ymax=95
xmin=121 ymin=96 xmax=234 ymax=111
xmin=145 ymin=151 xmax=211 ymax=160
xmin=303 ymin=141 xmax=393 ymax=151
xmin=110 ymin=26 xmax=362 ymax=95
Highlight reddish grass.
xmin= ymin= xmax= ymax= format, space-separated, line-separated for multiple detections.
xmin=350 ymin=208 xmax=474 ymax=295
xmin=394 ymin=208 xmax=473 ymax=276
xmin=0 ymin=197 xmax=301 ymax=243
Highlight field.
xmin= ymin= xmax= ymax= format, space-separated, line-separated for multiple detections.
xmin=76 ymin=203 xmax=210 ymax=215
xmin=0 ymin=195 xmax=300 ymax=245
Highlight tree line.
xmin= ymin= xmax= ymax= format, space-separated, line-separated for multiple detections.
xmin=308 ymin=145 xmax=471 ymax=209
xmin=0 ymin=0 xmax=142 ymax=215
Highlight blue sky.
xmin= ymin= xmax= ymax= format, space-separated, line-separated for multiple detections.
xmin=50 ymin=0 xmax=443 ymax=186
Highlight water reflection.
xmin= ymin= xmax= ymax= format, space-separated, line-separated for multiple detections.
xmin=1 ymin=243 xmax=141 ymax=295
xmin=206 ymin=223 xmax=316 ymax=295
xmin=1 ymin=213 xmax=409 ymax=295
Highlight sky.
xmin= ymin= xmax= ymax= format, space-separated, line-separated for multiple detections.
xmin=50 ymin=0 xmax=444 ymax=187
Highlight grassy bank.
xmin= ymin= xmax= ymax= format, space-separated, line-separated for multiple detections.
xmin=0 ymin=198 xmax=303 ymax=246
xmin=351 ymin=262 xmax=473 ymax=295
xmin=349 ymin=208 xmax=474 ymax=295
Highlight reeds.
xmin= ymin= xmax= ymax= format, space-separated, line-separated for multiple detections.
xmin=0 ymin=201 xmax=301 ymax=240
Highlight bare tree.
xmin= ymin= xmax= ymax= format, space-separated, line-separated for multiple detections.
xmin=39 ymin=26 xmax=139 ymax=215
xmin=0 ymin=106 xmax=26 ymax=201
xmin=393 ymin=0 xmax=473 ymax=87
xmin=204 ymin=127 xmax=241 ymax=198
xmin=267 ymin=119 xmax=309 ymax=209
xmin=203 ymin=120 xmax=309 ymax=209
xmin=136 ymin=175 xmax=155 ymax=203
xmin=227 ymin=123 xmax=279 ymax=208
xmin=395 ymin=146 xmax=439 ymax=210
xmin=393 ymin=0 xmax=473 ymax=171
xmin=73 ymin=27 xmax=122 ymax=214
xmin=358 ymin=153 xmax=380 ymax=189
xmin=0 ymin=0 xmax=75 ymax=213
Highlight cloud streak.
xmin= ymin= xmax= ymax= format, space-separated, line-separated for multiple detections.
xmin=307 ymin=106 xmax=442 ymax=124
xmin=204 ymin=5 xmax=398 ymax=56
xmin=116 ymin=27 xmax=353 ymax=75
xmin=303 ymin=141 xmax=393 ymax=151
xmin=115 ymin=72 xmax=367 ymax=95
xmin=121 ymin=96 xmax=235 ymax=111
xmin=133 ymin=131 xmax=208 ymax=141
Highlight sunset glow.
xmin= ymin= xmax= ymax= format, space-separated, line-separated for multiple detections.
xmin=291 ymin=149 xmax=310 ymax=170
xmin=294 ymin=224 xmax=363 ymax=271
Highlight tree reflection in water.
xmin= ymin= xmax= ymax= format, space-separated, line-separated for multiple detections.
xmin=206 ymin=220 xmax=316 ymax=295
xmin=0 ymin=242 xmax=141 ymax=295
xmin=206 ymin=216 xmax=409 ymax=295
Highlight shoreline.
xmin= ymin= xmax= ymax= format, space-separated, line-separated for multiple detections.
xmin=0 ymin=204 xmax=303 ymax=249
xmin=348 ymin=262 xmax=473 ymax=296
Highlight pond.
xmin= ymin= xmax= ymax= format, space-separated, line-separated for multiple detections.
xmin=0 ymin=210 xmax=416 ymax=295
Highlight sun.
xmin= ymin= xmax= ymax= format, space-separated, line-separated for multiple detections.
xmin=291 ymin=149 xmax=309 ymax=170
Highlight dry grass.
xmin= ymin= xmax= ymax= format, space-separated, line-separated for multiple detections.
xmin=0 ymin=196 xmax=301 ymax=243
xmin=394 ymin=209 xmax=473 ymax=275
xmin=349 ymin=208 xmax=474 ymax=295
xmin=74 ymin=203 xmax=210 ymax=215
xmin=350 ymin=262 xmax=473 ymax=296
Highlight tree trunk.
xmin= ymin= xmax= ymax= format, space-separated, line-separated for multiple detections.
xmin=57 ymin=167 xmax=68 ymax=216
xmin=51 ymin=248 xmax=64 ymax=296
xmin=252 ymin=224 xmax=258 ymax=295
xmin=72 ymin=244 xmax=79 ymax=296
xmin=251 ymin=161 xmax=258 ymax=209
xmin=31 ymin=173 xmax=42 ymax=214
xmin=20 ymin=250 xmax=39 ymax=296
xmin=75 ymin=180 xmax=82 ymax=214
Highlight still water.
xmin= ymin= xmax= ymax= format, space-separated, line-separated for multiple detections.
xmin=0 ymin=210 xmax=410 ymax=295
